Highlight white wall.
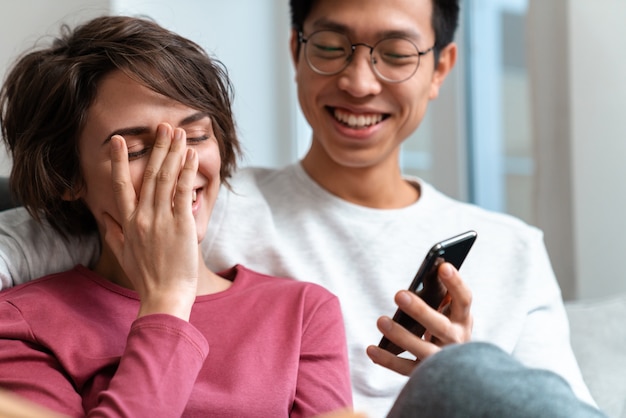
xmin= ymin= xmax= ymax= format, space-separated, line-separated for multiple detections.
xmin=111 ymin=0 xmax=296 ymax=168
xmin=529 ymin=0 xmax=626 ymax=299
xmin=0 ymin=0 xmax=296 ymax=175
xmin=569 ymin=0 xmax=626 ymax=299
xmin=2 ymin=1 xmax=626 ymax=300
xmin=0 ymin=0 xmax=110 ymax=176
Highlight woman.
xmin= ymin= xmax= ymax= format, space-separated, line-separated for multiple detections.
xmin=0 ymin=15 xmax=351 ymax=417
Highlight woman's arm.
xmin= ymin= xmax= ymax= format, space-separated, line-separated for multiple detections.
xmin=0 ymin=303 xmax=208 ymax=417
xmin=292 ymin=294 xmax=353 ymax=417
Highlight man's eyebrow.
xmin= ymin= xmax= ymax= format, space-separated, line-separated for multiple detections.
xmin=309 ymin=18 xmax=422 ymax=41
xmin=102 ymin=112 xmax=209 ymax=145
xmin=309 ymin=19 xmax=350 ymax=33
xmin=378 ymin=29 xmax=422 ymax=41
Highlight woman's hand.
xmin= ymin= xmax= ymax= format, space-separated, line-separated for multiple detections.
xmin=366 ymin=262 xmax=473 ymax=375
xmin=103 ymin=123 xmax=199 ymax=320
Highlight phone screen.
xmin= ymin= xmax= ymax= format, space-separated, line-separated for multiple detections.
xmin=378 ymin=230 xmax=477 ymax=355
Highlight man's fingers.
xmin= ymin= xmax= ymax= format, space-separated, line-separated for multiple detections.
xmin=395 ymin=290 xmax=450 ymax=338
xmin=376 ymin=314 xmax=436 ymax=360
xmin=438 ymin=262 xmax=472 ymax=324
xmin=366 ymin=344 xmax=424 ymax=376
xmin=392 ymin=283 xmax=470 ymax=346
xmin=110 ymin=135 xmax=137 ymax=219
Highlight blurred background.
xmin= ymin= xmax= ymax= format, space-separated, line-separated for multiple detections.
xmin=1 ymin=0 xmax=624 ymax=301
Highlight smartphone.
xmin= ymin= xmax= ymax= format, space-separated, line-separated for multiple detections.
xmin=378 ymin=230 xmax=478 ymax=355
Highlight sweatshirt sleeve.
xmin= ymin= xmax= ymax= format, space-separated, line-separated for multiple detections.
xmin=92 ymin=314 xmax=209 ymax=417
xmin=0 ymin=207 xmax=99 ymax=289
xmin=510 ymin=231 xmax=596 ymax=407
xmin=0 ymin=304 xmax=208 ymax=418
xmin=291 ymin=292 xmax=353 ymax=417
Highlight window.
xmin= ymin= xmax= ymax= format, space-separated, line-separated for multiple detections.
xmin=401 ymin=0 xmax=534 ymax=225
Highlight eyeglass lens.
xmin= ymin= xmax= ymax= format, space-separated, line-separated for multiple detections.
xmin=304 ymin=31 xmax=422 ymax=82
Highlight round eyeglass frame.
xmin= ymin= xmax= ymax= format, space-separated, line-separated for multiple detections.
xmin=298 ymin=30 xmax=435 ymax=83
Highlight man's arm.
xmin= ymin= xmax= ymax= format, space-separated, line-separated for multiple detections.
xmin=0 ymin=207 xmax=99 ymax=288
xmin=509 ymin=233 xmax=596 ymax=406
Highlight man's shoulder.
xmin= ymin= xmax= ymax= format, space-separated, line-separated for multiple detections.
xmin=0 ymin=206 xmax=37 ymax=231
xmin=231 ymin=164 xmax=296 ymax=188
xmin=417 ymin=179 xmax=543 ymax=241
xmin=218 ymin=163 xmax=310 ymax=214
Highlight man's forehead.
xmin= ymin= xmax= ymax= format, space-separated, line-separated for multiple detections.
xmin=302 ymin=1 xmax=433 ymax=41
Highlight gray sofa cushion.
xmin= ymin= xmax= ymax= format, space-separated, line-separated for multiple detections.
xmin=566 ymin=294 xmax=626 ymax=418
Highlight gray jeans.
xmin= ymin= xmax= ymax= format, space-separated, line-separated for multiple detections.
xmin=387 ymin=342 xmax=606 ymax=418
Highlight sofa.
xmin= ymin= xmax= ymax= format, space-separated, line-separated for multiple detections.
xmin=0 ymin=177 xmax=14 ymax=212
xmin=565 ymin=295 xmax=626 ymax=418
xmin=0 ymin=176 xmax=624 ymax=417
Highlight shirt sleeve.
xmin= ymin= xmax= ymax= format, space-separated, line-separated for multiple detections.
xmin=291 ymin=292 xmax=353 ymax=417
xmin=0 ymin=208 xmax=99 ymax=289
xmin=510 ymin=232 xmax=596 ymax=407
xmin=0 ymin=303 xmax=208 ymax=417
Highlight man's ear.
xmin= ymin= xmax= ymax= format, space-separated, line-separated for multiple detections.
xmin=289 ymin=29 xmax=300 ymax=67
xmin=429 ymin=42 xmax=458 ymax=100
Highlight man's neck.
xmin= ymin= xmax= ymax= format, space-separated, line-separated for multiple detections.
xmin=300 ymin=152 xmax=420 ymax=209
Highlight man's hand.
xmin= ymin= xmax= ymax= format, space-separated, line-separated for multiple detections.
xmin=366 ymin=262 xmax=473 ymax=376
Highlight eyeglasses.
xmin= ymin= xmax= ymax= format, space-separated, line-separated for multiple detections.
xmin=298 ymin=30 xmax=434 ymax=83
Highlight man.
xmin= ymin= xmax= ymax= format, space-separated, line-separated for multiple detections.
xmin=0 ymin=0 xmax=595 ymax=416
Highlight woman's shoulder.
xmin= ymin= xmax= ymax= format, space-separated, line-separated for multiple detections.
xmin=1 ymin=267 xmax=81 ymax=297
xmin=230 ymin=264 xmax=338 ymax=300
xmin=0 ymin=265 xmax=119 ymax=310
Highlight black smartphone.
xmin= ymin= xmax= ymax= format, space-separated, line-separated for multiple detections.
xmin=378 ymin=230 xmax=478 ymax=355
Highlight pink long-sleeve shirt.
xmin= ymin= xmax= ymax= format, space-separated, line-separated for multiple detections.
xmin=0 ymin=264 xmax=351 ymax=417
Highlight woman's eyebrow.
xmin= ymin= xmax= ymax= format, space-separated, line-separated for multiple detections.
xmin=179 ymin=112 xmax=210 ymax=126
xmin=102 ymin=126 xmax=149 ymax=145
xmin=101 ymin=113 xmax=209 ymax=145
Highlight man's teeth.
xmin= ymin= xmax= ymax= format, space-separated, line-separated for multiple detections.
xmin=192 ymin=189 xmax=197 ymax=202
xmin=334 ymin=109 xmax=383 ymax=128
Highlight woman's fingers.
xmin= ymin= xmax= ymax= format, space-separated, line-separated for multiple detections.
xmin=173 ymin=147 xmax=198 ymax=218
xmin=138 ymin=123 xmax=174 ymax=212
xmin=152 ymin=127 xmax=187 ymax=215
xmin=106 ymin=123 xmax=198 ymax=320
xmin=109 ymin=135 xmax=137 ymax=220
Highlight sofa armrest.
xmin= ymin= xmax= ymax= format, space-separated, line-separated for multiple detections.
xmin=0 ymin=177 xmax=19 ymax=211
xmin=565 ymin=294 xmax=626 ymax=418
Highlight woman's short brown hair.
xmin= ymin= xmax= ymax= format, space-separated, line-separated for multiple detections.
xmin=0 ymin=15 xmax=240 ymax=236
